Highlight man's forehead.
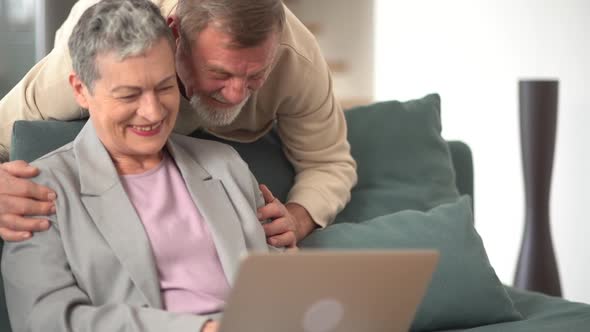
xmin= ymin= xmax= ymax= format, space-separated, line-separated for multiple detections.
xmin=194 ymin=25 xmax=279 ymax=52
xmin=192 ymin=33 xmax=278 ymax=71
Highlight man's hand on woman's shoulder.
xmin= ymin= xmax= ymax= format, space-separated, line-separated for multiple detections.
xmin=0 ymin=160 xmax=55 ymax=241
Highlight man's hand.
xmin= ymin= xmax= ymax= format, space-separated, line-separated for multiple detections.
xmin=285 ymin=202 xmax=318 ymax=241
xmin=201 ymin=320 xmax=219 ymax=332
xmin=0 ymin=160 xmax=56 ymax=241
xmin=257 ymin=184 xmax=317 ymax=247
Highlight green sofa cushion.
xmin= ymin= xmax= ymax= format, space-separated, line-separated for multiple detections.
xmin=301 ymin=94 xmax=520 ymax=330
xmin=301 ymin=196 xmax=522 ymax=331
xmin=337 ymin=94 xmax=460 ymax=223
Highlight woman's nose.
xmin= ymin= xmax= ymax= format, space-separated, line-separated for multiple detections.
xmin=137 ymin=92 xmax=165 ymax=121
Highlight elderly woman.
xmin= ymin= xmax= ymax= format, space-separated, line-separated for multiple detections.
xmin=1 ymin=1 xmax=290 ymax=331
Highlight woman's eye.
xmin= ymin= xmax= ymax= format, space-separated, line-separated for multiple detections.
xmin=119 ymin=94 xmax=139 ymax=101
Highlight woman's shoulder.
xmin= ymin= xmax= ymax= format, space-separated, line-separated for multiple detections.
xmin=31 ymin=142 xmax=76 ymax=174
xmin=31 ymin=143 xmax=78 ymax=181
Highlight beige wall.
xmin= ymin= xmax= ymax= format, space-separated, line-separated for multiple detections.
xmin=286 ymin=0 xmax=375 ymax=109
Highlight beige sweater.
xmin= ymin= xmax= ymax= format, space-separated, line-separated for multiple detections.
xmin=0 ymin=0 xmax=357 ymax=227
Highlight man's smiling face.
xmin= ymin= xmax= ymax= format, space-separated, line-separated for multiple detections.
xmin=175 ymin=24 xmax=278 ymax=127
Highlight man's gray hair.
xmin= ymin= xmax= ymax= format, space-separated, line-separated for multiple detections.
xmin=176 ymin=0 xmax=285 ymax=49
xmin=68 ymin=0 xmax=175 ymax=92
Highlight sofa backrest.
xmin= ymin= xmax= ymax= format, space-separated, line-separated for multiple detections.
xmin=9 ymin=119 xmax=473 ymax=202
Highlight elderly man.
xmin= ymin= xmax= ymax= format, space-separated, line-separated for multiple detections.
xmin=0 ymin=0 xmax=357 ymax=244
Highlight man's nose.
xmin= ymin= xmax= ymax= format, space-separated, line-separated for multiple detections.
xmin=222 ymin=78 xmax=248 ymax=105
xmin=137 ymin=92 xmax=165 ymax=121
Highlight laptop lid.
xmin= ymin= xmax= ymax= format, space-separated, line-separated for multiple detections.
xmin=218 ymin=250 xmax=438 ymax=332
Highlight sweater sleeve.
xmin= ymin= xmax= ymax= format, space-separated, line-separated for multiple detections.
xmin=272 ymin=9 xmax=357 ymax=227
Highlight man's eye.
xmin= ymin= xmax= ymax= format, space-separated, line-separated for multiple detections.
xmin=157 ymin=85 xmax=175 ymax=92
xmin=211 ymin=73 xmax=230 ymax=80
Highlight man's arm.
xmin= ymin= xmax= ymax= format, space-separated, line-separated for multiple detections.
xmin=0 ymin=34 xmax=85 ymax=162
xmin=0 ymin=0 xmax=102 ymax=241
xmin=269 ymin=9 xmax=357 ymax=238
xmin=0 ymin=40 xmax=81 ymax=239
xmin=0 ymin=0 xmax=104 ymax=161
xmin=277 ymin=71 xmax=357 ymax=236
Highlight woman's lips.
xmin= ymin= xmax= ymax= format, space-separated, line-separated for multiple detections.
xmin=128 ymin=121 xmax=163 ymax=137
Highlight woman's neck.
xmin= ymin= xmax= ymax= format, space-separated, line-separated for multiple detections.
xmin=110 ymin=151 xmax=164 ymax=175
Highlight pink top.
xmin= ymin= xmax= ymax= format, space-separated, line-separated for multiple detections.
xmin=120 ymin=152 xmax=230 ymax=314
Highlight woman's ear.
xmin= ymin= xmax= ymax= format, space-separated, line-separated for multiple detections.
xmin=68 ymin=72 xmax=90 ymax=109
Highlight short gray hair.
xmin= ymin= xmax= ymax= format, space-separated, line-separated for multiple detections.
xmin=176 ymin=0 xmax=285 ymax=48
xmin=68 ymin=0 xmax=175 ymax=91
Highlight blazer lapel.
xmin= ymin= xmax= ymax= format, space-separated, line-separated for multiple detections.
xmin=74 ymin=123 xmax=162 ymax=308
xmin=167 ymin=137 xmax=248 ymax=285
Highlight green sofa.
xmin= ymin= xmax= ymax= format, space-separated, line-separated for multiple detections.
xmin=3 ymin=95 xmax=590 ymax=331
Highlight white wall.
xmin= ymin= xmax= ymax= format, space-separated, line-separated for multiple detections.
xmin=375 ymin=0 xmax=590 ymax=303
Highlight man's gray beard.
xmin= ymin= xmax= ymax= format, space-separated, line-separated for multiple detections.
xmin=189 ymin=93 xmax=249 ymax=127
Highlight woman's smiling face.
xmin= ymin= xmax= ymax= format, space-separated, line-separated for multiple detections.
xmin=70 ymin=37 xmax=180 ymax=166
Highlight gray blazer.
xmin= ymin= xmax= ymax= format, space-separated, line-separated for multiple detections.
xmin=2 ymin=123 xmax=271 ymax=332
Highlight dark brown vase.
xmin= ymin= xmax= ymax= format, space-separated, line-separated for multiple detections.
xmin=514 ymin=80 xmax=561 ymax=297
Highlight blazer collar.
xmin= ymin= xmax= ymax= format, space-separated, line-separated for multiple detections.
xmin=74 ymin=122 xmax=120 ymax=196
xmin=166 ymin=135 xmax=247 ymax=284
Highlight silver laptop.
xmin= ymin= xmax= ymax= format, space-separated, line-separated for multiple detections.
xmin=218 ymin=250 xmax=439 ymax=332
